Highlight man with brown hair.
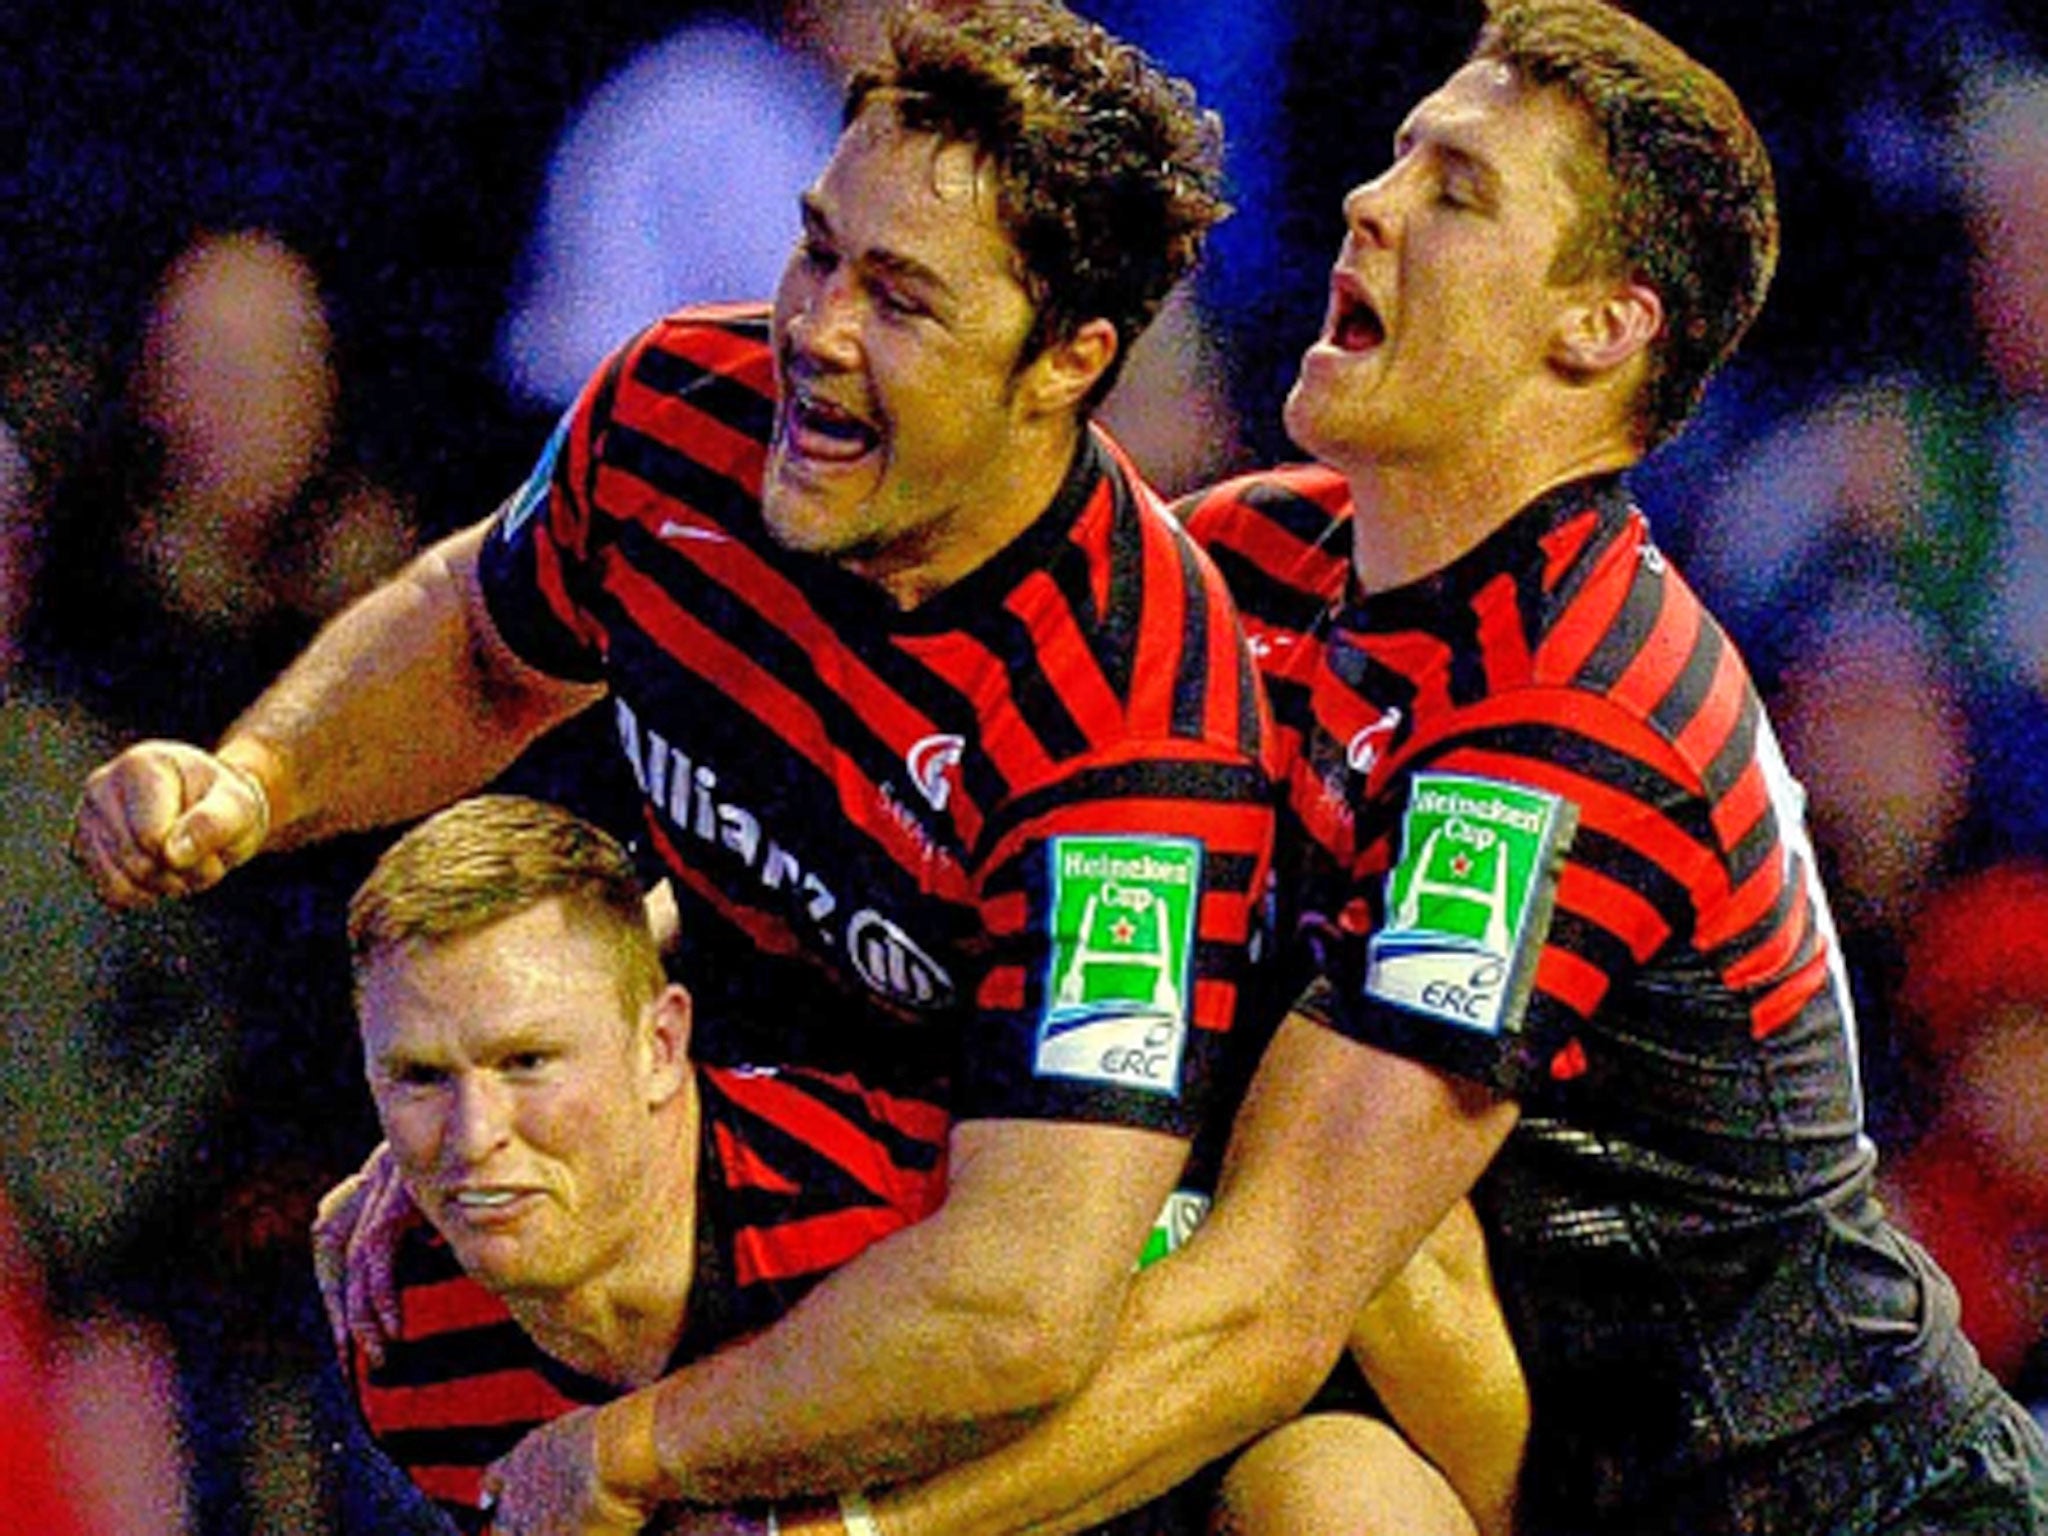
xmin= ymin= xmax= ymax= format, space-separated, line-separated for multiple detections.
xmin=72 ymin=4 xmax=1280 ymax=1530
xmin=845 ymin=2 xmax=2048 ymax=1532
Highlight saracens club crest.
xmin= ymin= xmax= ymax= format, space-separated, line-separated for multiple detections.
xmin=1347 ymin=705 xmax=1404 ymax=776
xmin=906 ymin=732 xmax=967 ymax=812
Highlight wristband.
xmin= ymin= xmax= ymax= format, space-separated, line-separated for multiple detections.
xmin=766 ymin=1494 xmax=873 ymax=1535
xmin=838 ymin=1491 xmax=881 ymax=1536
xmin=218 ymin=756 xmax=273 ymax=851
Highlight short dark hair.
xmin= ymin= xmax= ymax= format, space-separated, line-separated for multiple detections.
xmin=1475 ymin=0 xmax=1779 ymax=448
xmin=847 ymin=0 xmax=1229 ymax=405
xmin=348 ymin=796 xmax=662 ymax=1020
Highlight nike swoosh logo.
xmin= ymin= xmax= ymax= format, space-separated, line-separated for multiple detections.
xmin=658 ymin=520 xmax=728 ymax=543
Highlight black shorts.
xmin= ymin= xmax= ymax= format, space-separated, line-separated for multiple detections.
xmin=1521 ymin=1337 xmax=2048 ymax=1536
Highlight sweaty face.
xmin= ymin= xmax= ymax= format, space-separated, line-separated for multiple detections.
xmin=359 ymin=902 xmax=680 ymax=1302
xmin=1284 ymin=60 xmax=1600 ymax=472
xmin=763 ymin=108 xmax=1047 ymax=598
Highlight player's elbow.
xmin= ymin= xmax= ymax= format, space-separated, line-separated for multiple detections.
xmin=904 ymin=1210 xmax=1136 ymax=1425
xmin=1254 ymin=1241 xmax=1385 ymax=1424
xmin=432 ymin=525 xmax=599 ymax=738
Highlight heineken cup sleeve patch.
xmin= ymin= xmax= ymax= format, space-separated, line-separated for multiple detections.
xmin=1032 ymin=835 xmax=1202 ymax=1097
xmin=1138 ymin=1189 xmax=1212 ymax=1270
xmin=1366 ymin=772 xmax=1575 ymax=1040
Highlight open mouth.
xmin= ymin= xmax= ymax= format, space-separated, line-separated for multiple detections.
xmin=453 ymin=1190 xmax=520 ymax=1209
xmin=784 ymin=385 xmax=881 ymax=462
xmin=1331 ymin=283 xmax=1386 ymax=352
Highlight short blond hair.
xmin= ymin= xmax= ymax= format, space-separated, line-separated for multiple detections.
xmin=348 ymin=796 xmax=663 ymax=1021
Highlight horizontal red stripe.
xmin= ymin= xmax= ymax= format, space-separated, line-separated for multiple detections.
xmin=403 ymin=1275 xmax=513 ymax=1338
xmin=734 ymin=1207 xmax=920 ymax=1287
xmin=408 ymin=1462 xmax=485 ymax=1505
xmin=1751 ymin=948 xmax=1832 ymax=1039
xmin=1535 ymin=943 xmax=1609 ymax=1019
xmin=363 ymin=1366 xmax=576 ymax=1433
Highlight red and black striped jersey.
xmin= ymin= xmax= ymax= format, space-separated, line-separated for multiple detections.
xmin=350 ymin=1064 xmax=948 ymax=1533
xmin=1183 ymin=466 xmax=1969 ymax=1519
xmin=1184 ymin=464 xmax=1859 ymax=1135
xmin=479 ymin=304 xmax=1275 ymax=1139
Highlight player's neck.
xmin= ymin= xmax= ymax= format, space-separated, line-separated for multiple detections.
xmin=1343 ymin=434 xmax=1638 ymax=595
xmin=854 ymin=416 xmax=1087 ymax=610
xmin=509 ymin=1099 xmax=702 ymax=1388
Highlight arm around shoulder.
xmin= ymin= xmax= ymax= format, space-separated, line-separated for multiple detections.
xmin=573 ymin=1118 xmax=1194 ymax=1511
xmin=868 ymin=1016 xmax=1520 ymax=1536
xmin=596 ymin=1030 xmax=1508 ymax=1536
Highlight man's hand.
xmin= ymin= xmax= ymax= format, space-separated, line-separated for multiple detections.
xmin=70 ymin=740 xmax=271 ymax=908
xmin=310 ymin=1142 xmax=416 ymax=1368
xmin=483 ymin=1402 xmax=663 ymax=1536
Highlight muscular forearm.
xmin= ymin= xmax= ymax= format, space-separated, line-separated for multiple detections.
xmin=221 ymin=522 xmax=596 ymax=848
xmin=866 ymin=1020 xmax=1523 ymax=1536
xmin=876 ymin=1227 xmax=1332 ymax=1536
xmin=621 ymin=1242 xmax=1074 ymax=1504
xmin=598 ymin=1124 xmax=1188 ymax=1508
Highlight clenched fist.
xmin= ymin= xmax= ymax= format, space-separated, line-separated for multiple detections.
xmin=70 ymin=739 xmax=273 ymax=908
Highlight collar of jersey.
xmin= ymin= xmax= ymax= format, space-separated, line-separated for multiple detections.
xmin=1336 ymin=471 xmax=1634 ymax=638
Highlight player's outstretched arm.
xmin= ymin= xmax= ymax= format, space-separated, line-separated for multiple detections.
xmin=71 ymin=520 xmax=600 ymax=907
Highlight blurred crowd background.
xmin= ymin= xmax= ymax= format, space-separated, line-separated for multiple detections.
xmin=6 ymin=0 xmax=2048 ymax=1529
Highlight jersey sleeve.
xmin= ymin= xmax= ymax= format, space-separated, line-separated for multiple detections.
xmin=476 ymin=339 xmax=638 ymax=684
xmin=1297 ymin=761 xmax=1581 ymax=1098
xmin=955 ymin=691 xmax=1278 ymax=1139
xmin=946 ymin=462 xmax=1277 ymax=1146
xmin=1299 ymin=667 xmax=1761 ymax=1100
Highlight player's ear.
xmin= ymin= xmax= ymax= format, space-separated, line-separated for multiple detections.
xmin=642 ymin=984 xmax=693 ymax=1105
xmin=1019 ymin=316 xmax=1118 ymax=416
xmin=1550 ymin=278 xmax=1662 ymax=377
